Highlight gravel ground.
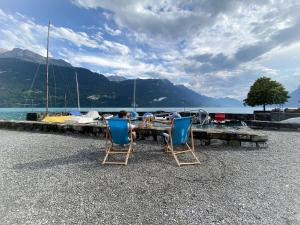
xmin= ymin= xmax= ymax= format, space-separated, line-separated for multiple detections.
xmin=0 ymin=129 xmax=299 ymax=225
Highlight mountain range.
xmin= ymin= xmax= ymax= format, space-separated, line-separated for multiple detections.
xmin=107 ymin=75 xmax=127 ymax=82
xmin=287 ymin=86 xmax=300 ymax=107
xmin=0 ymin=48 xmax=243 ymax=108
xmin=0 ymin=48 xmax=7 ymax=54
xmin=0 ymin=48 xmax=71 ymax=67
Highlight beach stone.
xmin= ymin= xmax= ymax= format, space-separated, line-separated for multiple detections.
xmin=241 ymin=141 xmax=257 ymax=148
xmin=210 ymin=139 xmax=227 ymax=146
xmin=257 ymin=142 xmax=268 ymax=148
xmin=0 ymin=129 xmax=299 ymax=225
xmin=251 ymin=135 xmax=268 ymax=142
xmin=229 ymin=140 xmax=240 ymax=147
xmin=200 ymin=139 xmax=210 ymax=146
xmin=236 ymin=133 xmax=251 ymax=140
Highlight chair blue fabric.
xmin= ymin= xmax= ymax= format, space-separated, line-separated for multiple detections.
xmin=107 ymin=118 xmax=129 ymax=145
xmin=171 ymin=117 xmax=192 ymax=145
xmin=165 ymin=116 xmax=200 ymax=166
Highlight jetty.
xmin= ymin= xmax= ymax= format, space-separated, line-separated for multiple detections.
xmin=24 ymin=109 xmax=300 ymax=131
xmin=0 ymin=119 xmax=268 ymax=148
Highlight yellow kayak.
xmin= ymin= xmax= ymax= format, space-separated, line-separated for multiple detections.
xmin=42 ymin=115 xmax=75 ymax=123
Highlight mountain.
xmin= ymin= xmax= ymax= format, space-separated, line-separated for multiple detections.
xmin=0 ymin=50 xmax=241 ymax=107
xmin=0 ymin=48 xmax=7 ymax=54
xmin=0 ymin=48 xmax=71 ymax=67
xmin=213 ymin=97 xmax=242 ymax=107
xmin=171 ymin=85 xmax=241 ymax=107
xmin=286 ymin=86 xmax=300 ymax=107
xmin=107 ymin=75 xmax=127 ymax=82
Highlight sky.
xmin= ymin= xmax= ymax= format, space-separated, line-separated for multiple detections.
xmin=0 ymin=0 xmax=300 ymax=100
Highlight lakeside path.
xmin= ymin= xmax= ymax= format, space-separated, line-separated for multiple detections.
xmin=0 ymin=130 xmax=299 ymax=224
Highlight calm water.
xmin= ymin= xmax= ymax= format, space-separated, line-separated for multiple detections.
xmin=0 ymin=107 xmax=264 ymax=121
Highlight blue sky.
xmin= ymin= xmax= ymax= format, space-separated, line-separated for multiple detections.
xmin=1 ymin=0 xmax=300 ymax=100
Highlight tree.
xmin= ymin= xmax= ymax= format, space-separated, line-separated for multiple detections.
xmin=244 ymin=76 xmax=289 ymax=111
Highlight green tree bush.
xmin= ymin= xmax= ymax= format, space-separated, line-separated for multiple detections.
xmin=244 ymin=76 xmax=289 ymax=111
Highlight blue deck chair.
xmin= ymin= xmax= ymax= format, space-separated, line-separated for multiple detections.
xmin=102 ymin=118 xmax=134 ymax=165
xmin=166 ymin=117 xmax=200 ymax=166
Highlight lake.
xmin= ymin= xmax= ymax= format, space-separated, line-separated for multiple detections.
xmin=0 ymin=107 xmax=265 ymax=121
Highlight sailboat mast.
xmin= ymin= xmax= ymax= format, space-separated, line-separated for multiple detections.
xmin=75 ymin=72 xmax=80 ymax=110
xmin=133 ymin=79 xmax=136 ymax=111
xmin=64 ymin=92 xmax=67 ymax=113
xmin=45 ymin=21 xmax=50 ymax=114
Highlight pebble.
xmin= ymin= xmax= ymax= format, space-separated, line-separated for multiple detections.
xmin=0 ymin=129 xmax=299 ymax=225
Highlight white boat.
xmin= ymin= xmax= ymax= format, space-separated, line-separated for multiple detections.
xmin=66 ymin=111 xmax=101 ymax=124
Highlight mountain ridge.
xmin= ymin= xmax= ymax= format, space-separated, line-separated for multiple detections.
xmin=287 ymin=86 xmax=300 ymax=107
xmin=107 ymin=75 xmax=127 ymax=82
xmin=0 ymin=48 xmax=72 ymax=67
xmin=0 ymin=48 xmax=7 ymax=54
xmin=0 ymin=48 xmax=242 ymax=107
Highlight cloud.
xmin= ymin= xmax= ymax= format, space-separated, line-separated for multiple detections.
xmin=0 ymin=9 xmax=130 ymax=56
xmin=184 ymin=13 xmax=300 ymax=76
xmin=104 ymin=23 xmax=121 ymax=36
xmin=59 ymin=48 xmax=175 ymax=79
xmin=51 ymin=26 xmax=100 ymax=49
xmin=71 ymin=0 xmax=225 ymax=42
xmin=235 ymin=20 xmax=300 ymax=62
xmin=102 ymin=40 xmax=129 ymax=55
xmin=71 ymin=1 xmax=300 ymax=67
xmin=71 ymin=0 xmax=276 ymax=44
xmin=70 ymin=53 xmax=132 ymax=70
xmin=2 ymin=1 xmax=300 ymax=100
xmin=52 ymin=25 xmax=129 ymax=55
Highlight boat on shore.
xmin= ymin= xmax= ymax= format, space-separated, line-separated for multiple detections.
xmin=41 ymin=22 xmax=84 ymax=123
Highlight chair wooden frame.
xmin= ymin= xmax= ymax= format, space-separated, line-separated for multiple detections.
xmin=102 ymin=119 xmax=134 ymax=165
xmin=165 ymin=119 xmax=200 ymax=166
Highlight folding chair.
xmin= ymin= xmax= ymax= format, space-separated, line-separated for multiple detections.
xmin=102 ymin=118 xmax=134 ymax=165
xmin=166 ymin=117 xmax=200 ymax=166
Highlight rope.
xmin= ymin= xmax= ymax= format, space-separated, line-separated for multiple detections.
xmin=23 ymin=63 xmax=41 ymax=108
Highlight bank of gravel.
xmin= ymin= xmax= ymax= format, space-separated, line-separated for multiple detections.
xmin=0 ymin=129 xmax=299 ymax=224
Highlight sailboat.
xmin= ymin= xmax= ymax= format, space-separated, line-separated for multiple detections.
xmin=41 ymin=21 xmax=101 ymax=124
xmin=42 ymin=21 xmax=76 ymax=123
xmin=43 ymin=72 xmax=84 ymax=122
xmin=64 ymin=72 xmax=100 ymax=124
xmin=69 ymin=72 xmax=81 ymax=116
xmin=129 ymin=78 xmax=139 ymax=119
